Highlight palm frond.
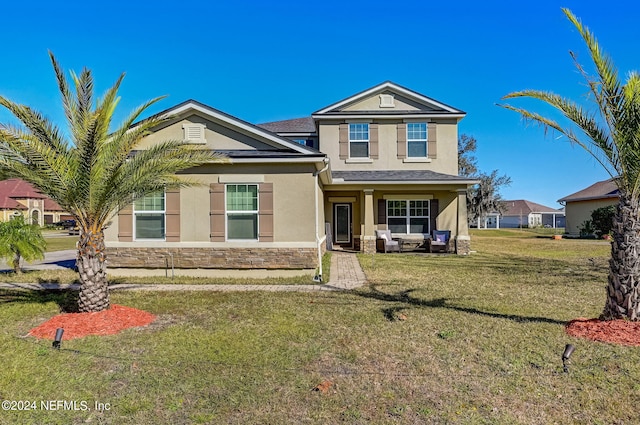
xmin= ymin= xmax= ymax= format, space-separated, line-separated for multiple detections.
xmin=501 ymin=9 xmax=640 ymax=200
xmin=500 ymin=88 xmax=618 ymax=174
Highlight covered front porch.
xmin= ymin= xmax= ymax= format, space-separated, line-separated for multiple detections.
xmin=323 ymin=178 xmax=474 ymax=255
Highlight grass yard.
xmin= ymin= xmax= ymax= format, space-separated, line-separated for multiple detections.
xmin=1 ymin=231 xmax=638 ymax=424
xmin=43 ymin=236 xmax=78 ymax=252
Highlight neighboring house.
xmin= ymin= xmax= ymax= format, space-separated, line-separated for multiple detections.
xmin=104 ymin=81 xmax=478 ymax=270
xmin=558 ymin=178 xmax=619 ymax=236
xmin=0 ymin=179 xmax=70 ymax=225
xmin=484 ymin=200 xmax=565 ymax=229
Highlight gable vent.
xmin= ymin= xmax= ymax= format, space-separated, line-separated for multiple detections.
xmin=379 ymin=94 xmax=395 ymax=108
xmin=182 ymin=123 xmax=206 ymax=144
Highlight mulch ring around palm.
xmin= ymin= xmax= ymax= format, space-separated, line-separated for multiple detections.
xmin=566 ymin=318 xmax=640 ymax=346
xmin=28 ymin=305 xmax=156 ymax=340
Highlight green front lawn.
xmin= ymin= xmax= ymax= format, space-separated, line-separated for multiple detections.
xmin=43 ymin=235 xmax=78 ymax=252
xmin=1 ymin=232 xmax=637 ymax=424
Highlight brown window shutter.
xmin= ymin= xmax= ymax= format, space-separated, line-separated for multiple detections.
xmin=209 ymin=183 xmax=225 ymax=241
xmin=118 ymin=204 xmax=133 ymax=242
xmin=397 ymin=123 xmax=406 ymax=159
xmin=339 ymin=123 xmax=348 ymax=160
xmin=165 ymin=188 xmax=180 ymax=242
xmin=430 ymin=199 xmax=439 ymax=233
xmin=258 ymin=182 xmax=273 ymax=242
xmin=377 ymin=199 xmax=387 ymax=225
xmin=370 ymin=123 xmax=379 ymax=159
xmin=428 ymin=123 xmax=437 ymax=159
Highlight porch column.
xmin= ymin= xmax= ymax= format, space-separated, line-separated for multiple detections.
xmin=455 ymin=189 xmax=471 ymax=255
xmin=363 ymin=189 xmax=376 ymax=254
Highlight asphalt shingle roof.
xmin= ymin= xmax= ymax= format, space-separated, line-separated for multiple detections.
xmin=257 ymin=117 xmax=316 ymax=133
xmin=331 ymin=170 xmax=474 ymax=182
xmin=558 ymin=178 xmax=619 ymax=202
xmin=217 ymin=149 xmax=325 ymax=158
xmin=501 ymin=200 xmax=563 ymax=216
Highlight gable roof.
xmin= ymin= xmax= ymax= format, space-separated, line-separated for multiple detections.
xmin=312 ymin=81 xmax=466 ymax=118
xmin=501 ymin=200 xmax=563 ymax=216
xmin=558 ymin=178 xmax=619 ymax=203
xmin=0 ymin=179 xmax=63 ymax=211
xmin=257 ymin=117 xmax=316 ymax=134
xmin=136 ymin=99 xmax=321 ymax=156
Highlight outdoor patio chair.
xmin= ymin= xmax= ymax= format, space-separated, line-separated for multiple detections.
xmin=375 ymin=229 xmax=400 ymax=253
xmin=429 ymin=230 xmax=451 ymax=253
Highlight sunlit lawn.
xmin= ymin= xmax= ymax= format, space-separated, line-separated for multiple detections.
xmin=1 ymin=231 xmax=638 ymax=424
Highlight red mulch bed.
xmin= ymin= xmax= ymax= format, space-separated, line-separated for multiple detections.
xmin=566 ymin=318 xmax=640 ymax=346
xmin=28 ymin=305 xmax=156 ymax=340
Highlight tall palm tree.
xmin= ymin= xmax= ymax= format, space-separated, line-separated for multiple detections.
xmin=500 ymin=9 xmax=640 ymax=320
xmin=0 ymin=215 xmax=46 ymax=274
xmin=0 ymin=53 xmax=226 ymax=312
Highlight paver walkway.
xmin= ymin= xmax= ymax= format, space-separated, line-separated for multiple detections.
xmin=0 ymin=250 xmax=367 ymax=292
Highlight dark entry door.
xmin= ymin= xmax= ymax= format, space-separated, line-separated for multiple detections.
xmin=334 ymin=203 xmax=351 ymax=245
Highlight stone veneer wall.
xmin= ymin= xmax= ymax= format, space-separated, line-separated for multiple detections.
xmin=455 ymin=236 xmax=471 ymax=255
xmin=106 ymin=247 xmax=317 ymax=269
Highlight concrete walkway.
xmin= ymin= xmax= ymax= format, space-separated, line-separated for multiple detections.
xmin=0 ymin=250 xmax=367 ymax=292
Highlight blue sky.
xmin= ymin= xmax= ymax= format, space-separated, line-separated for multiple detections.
xmin=1 ymin=0 xmax=639 ymax=208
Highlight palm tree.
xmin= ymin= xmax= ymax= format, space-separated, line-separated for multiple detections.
xmin=0 ymin=53 xmax=226 ymax=312
xmin=0 ymin=215 xmax=46 ymax=274
xmin=500 ymin=9 xmax=640 ymax=320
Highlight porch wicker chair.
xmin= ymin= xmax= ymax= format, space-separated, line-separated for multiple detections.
xmin=428 ymin=230 xmax=451 ymax=253
xmin=375 ymin=229 xmax=400 ymax=253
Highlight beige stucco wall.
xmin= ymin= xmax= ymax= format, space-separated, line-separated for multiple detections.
xmin=565 ymin=198 xmax=618 ymax=235
xmin=318 ymin=120 xmax=459 ymax=175
xmin=343 ymin=93 xmax=423 ymax=112
xmin=137 ymin=113 xmax=277 ymax=151
xmin=105 ymin=163 xmax=318 ymax=245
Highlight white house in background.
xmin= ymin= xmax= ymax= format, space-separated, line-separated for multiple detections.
xmin=484 ymin=199 xmax=565 ymax=229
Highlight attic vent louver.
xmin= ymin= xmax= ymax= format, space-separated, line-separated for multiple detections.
xmin=379 ymin=94 xmax=395 ymax=108
xmin=182 ymin=123 xmax=206 ymax=144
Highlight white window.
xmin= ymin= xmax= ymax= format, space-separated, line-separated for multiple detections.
xmin=182 ymin=123 xmax=206 ymax=144
xmin=349 ymin=123 xmax=369 ymax=158
xmin=226 ymin=184 xmax=258 ymax=240
xmin=134 ymin=191 xmax=165 ymax=240
xmin=407 ymin=123 xmax=427 ymax=157
xmin=387 ymin=200 xmax=430 ymax=234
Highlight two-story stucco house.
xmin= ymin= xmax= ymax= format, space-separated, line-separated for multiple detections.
xmin=104 ymin=82 xmax=477 ymax=272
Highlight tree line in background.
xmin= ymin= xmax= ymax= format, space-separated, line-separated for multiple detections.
xmin=458 ymin=134 xmax=512 ymax=228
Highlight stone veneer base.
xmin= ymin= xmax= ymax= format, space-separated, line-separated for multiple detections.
xmin=455 ymin=237 xmax=471 ymax=255
xmin=105 ymin=247 xmax=318 ymax=269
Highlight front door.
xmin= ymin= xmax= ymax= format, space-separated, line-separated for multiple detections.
xmin=334 ymin=203 xmax=352 ymax=245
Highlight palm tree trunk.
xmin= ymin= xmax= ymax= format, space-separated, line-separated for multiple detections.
xmin=76 ymin=229 xmax=109 ymax=312
xmin=602 ymin=195 xmax=640 ymax=320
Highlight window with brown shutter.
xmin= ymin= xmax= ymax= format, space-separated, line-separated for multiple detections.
xmin=209 ymin=183 xmax=225 ymax=241
xmin=118 ymin=204 xmax=133 ymax=242
xmin=427 ymin=123 xmax=437 ymax=159
xmin=165 ymin=188 xmax=180 ymax=242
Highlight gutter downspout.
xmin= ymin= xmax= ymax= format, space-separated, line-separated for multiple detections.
xmin=313 ymin=158 xmax=330 ymax=282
